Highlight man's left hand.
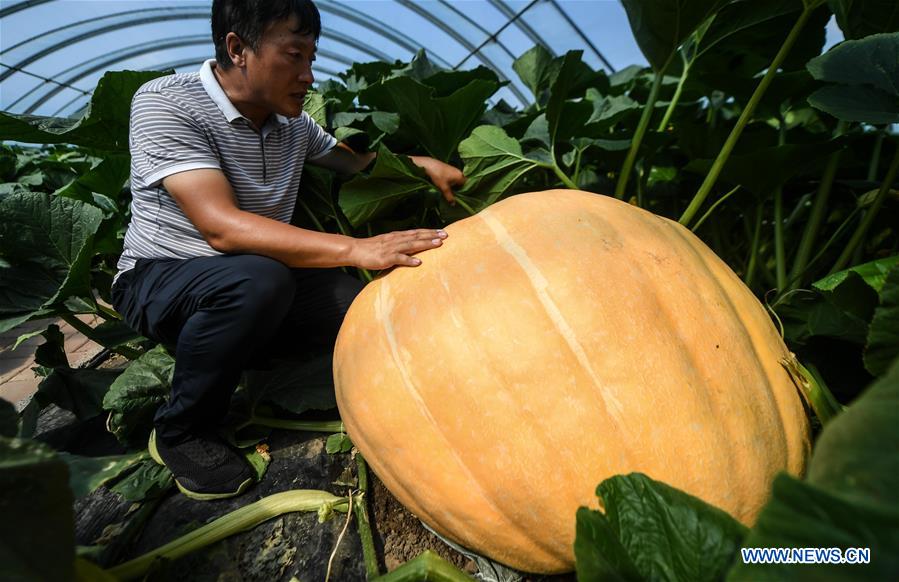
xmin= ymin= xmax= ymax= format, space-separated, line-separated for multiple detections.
xmin=410 ymin=155 xmax=466 ymax=205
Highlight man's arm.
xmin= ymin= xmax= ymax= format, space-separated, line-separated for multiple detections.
xmin=310 ymin=143 xmax=466 ymax=204
xmin=162 ymin=169 xmax=446 ymax=270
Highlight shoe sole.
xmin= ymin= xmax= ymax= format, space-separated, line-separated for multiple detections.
xmin=148 ymin=429 xmax=255 ymax=501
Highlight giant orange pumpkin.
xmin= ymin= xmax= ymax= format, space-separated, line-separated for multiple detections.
xmin=333 ymin=190 xmax=809 ymax=573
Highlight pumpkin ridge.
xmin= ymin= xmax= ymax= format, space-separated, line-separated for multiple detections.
xmin=478 ymin=207 xmax=632 ymax=438
xmin=374 ymin=275 xmax=564 ymax=561
xmin=661 ymin=219 xmax=794 ymax=518
xmin=593 ymin=206 xmax=736 ymax=490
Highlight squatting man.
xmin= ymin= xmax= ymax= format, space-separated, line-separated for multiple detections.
xmin=112 ymin=0 xmax=464 ymax=499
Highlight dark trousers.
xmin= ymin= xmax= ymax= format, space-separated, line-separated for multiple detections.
xmin=111 ymin=254 xmax=365 ymax=444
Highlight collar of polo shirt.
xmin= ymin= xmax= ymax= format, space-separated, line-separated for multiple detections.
xmin=199 ymin=59 xmax=290 ymax=128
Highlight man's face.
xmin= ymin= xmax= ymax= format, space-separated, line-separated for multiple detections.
xmin=244 ymin=15 xmax=316 ymax=118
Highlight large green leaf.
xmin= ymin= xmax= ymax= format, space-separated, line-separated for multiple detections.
xmin=58 ymin=451 xmax=147 ymax=498
xmin=621 ymin=0 xmax=732 ymax=72
xmin=303 ymin=91 xmax=328 ymax=127
xmin=359 ymin=73 xmax=500 ymax=161
xmin=0 ymin=192 xmax=103 ymax=333
xmin=828 ymin=0 xmax=899 ymax=39
xmin=546 ymin=51 xmax=596 ymax=145
xmin=109 ymin=459 xmax=173 ymax=501
xmin=102 ymin=345 xmax=174 ymax=446
xmin=864 ymin=265 xmax=899 ymax=376
xmin=813 ymin=255 xmax=899 ymax=293
xmin=512 ymin=44 xmax=560 ymax=103
xmin=0 ymin=436 xmax=75 ymax=581
xmin=457 ymin=125 xmax=545 ymax=206
xmin=575 ymin=473 xmax=748 ymax=582
xmin=808 ymin=85 xmax=899 ymax=124
xmin=778 ymin=271 xmax=878 ymax=346
xmin=684 ymin=139 xmax=844 ymax=195
xmin=729 ymin=357 xmax=899 ymax=580
xmin=0 ymin=70 xmax=170 ymax=151
xmin=36 ymin=368 xmax=120 ymax=421
xmin=338 ymin=144 xmax=432 ymax=227
xmin=807 ymin=33 xmax=899 ymax=123
xmin=53 ymin=155 xmax=130 ymax=204
xmin=691 ymin=0 xmax=829 ymax=77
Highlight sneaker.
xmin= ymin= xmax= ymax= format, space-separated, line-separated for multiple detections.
xmin=148 ymin=429 xmax=255 ymax=500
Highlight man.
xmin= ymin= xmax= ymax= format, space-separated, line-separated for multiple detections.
xmin=112 ymin=0 xmax=465 ymax=500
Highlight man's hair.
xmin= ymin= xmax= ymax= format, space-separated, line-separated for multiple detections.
xmin=211 ymin=0 xmax=321 ymax=69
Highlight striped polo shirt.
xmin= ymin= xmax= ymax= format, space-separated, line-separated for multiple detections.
xmin=116 ymin=59 xmax=337 ymax=280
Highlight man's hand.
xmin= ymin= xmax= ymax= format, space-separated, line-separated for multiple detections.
xmin=348 ymin=228 xmax=448 ymax=270
xmin=409 ymin=155 xmax=466 ymax=205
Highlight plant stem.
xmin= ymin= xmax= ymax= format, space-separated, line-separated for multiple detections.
xmin=453 ymin=196 xmax=477 ymax=216
xmin=678 ymin=6 xmax=814 ymax=227
xmin=59 ymin=312 xmax=141 ymax=360
xmin=789 ymin=121 xmax=847 ymax=288
xmin=690 ymin=185 xmax=740 ymax=232
xmin=744 ymin=205 xmax=763 ymax=287
xmin=354 ymin=453 xmax=380 ymax=579
xmin=868 ymin=130 xmax=885 ymax=182
xmin=94 ymin=301 xmax=122 ymax=321
xmin=250 ymin=416 xmax=344 ymax=433
xmin=373 ymin=550 xmax=472 ymax=582
xmin=550 ymin=157 xmax=578 ymax=189
xmin=785 ymin=357 xmax=844 ymax=425
xmin=615 ymin=69 xmax=665 ymax=200
xmin=774 ymin=186 xmax=786 ymax=291
xmin=657 ymin=59 xmax=691 ymax=132
xmin=108 ymin=491 xmax=350 ymax=580
xmin=831 ymin=146 xmax=899 ymax=273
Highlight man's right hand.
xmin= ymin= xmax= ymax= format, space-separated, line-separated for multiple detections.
xmin=348 ymin=229 xmax=448 ymax=270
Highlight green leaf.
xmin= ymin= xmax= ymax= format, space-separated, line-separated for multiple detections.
xmin=0 ymin=70 xmax=170 ymax=151
xmin=585 ymin=90 xmax=641 ymax=129
xmin=102 ymin=345 xmax=174 ymax=446
xmin=0 ymin=192 xmax=102 ymax=333
xmin=109 ymin=458 xmax=173 ymax=501
xmin=359 ymin=75 xmax=500 ymax=161
xmin=574 ymin=507 xmax=642 ymax=581
xmin=621 ymin=0 xmax=731 ymax=72
xmin=34 ymin=323 xmax=68 ymax=370
xmin=457 ymin=125 xmax=544 ymax=205
xmin=326 ymin=432 xmax=354 ymax=454
xmin=576 ymin=473 xmax=747 ymax=582
xmin=37 ymin=368 xmax=120 ymax=421
xmin=512 ymin=45 xmax=558 ymax=102
xmin=827 ymin=0 xmax=899 ymax=40
xmin=54 ymin=154 xmax=130 ymax=204
xmin=729 ymin=358 xmax=899 ymax=580
xmin=692 ymin=0 xmax=829 ymax=77
xmin=338 ymin=144 xmax=431 ymax=227
xmin=779 ymin=271 xmax=879 ymax=346
xmin=303 ymin=91 xmax=328 ymax=127
xmin=806 ymin=33 xmax=899 ymax=123
xmin=58 ymin=451 xmax=147 ymax=498
xmin=808 ymin=85 xmax=899 ymax=124
xmin=546 ymin=51 xmax=596 ymax=144
xmin=813 ymin=255 xmax=899 ymax=293
xmin=0 ymin=436 xmax=75 ymax=582
xmin=684 ymin=139 xmax=844 ymax=195
xmin=864 ymin=265 xmax=899 ymax=376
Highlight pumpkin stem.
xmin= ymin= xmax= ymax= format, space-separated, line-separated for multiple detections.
xmin=780 ymin=353 xmax=844 ymax=425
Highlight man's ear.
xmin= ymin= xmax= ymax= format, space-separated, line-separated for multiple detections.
xmin=225 ymin=32 xmax=247 ymax=67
